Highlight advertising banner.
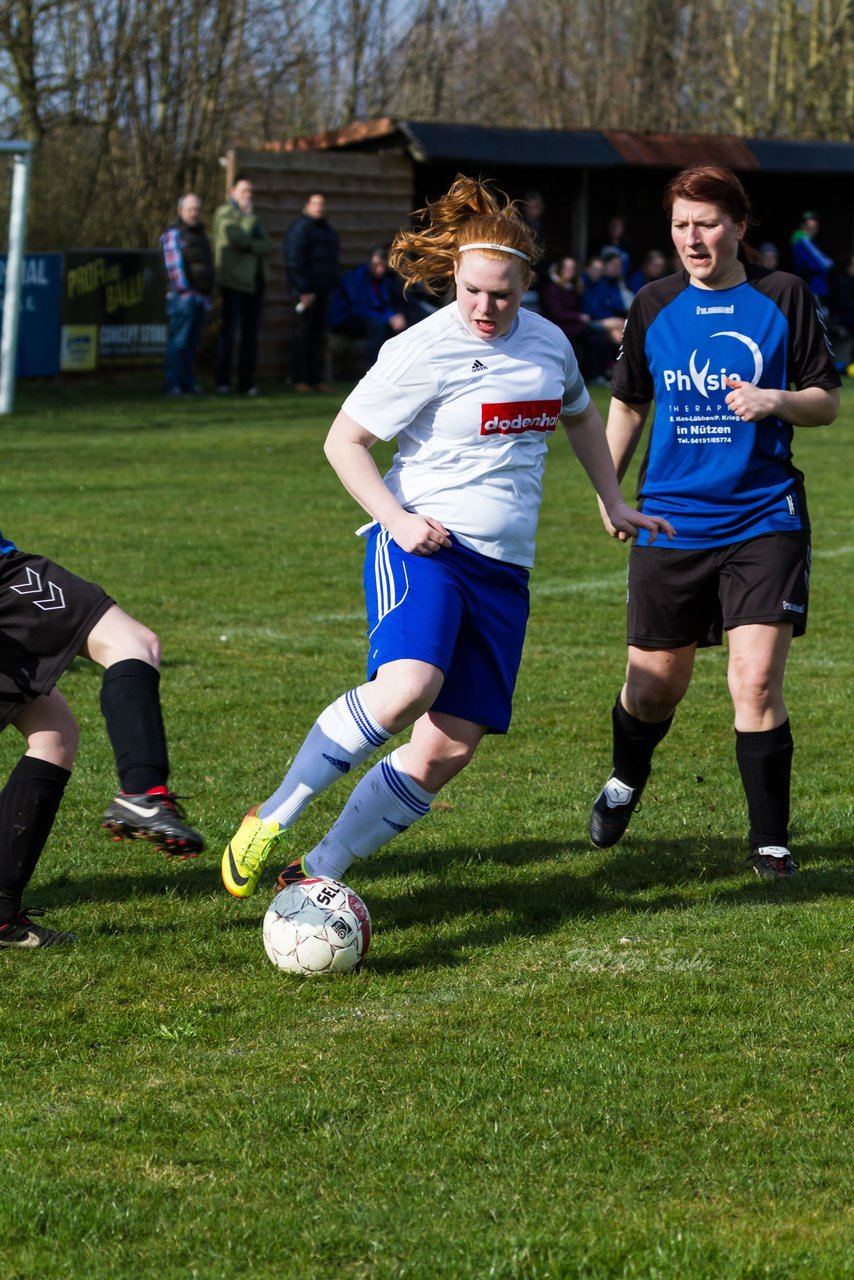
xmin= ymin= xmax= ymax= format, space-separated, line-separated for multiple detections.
xmin=61 ymin=249 xmax=166 ymax=369
xmin=0 ymin=253 xmax=62 ymax=376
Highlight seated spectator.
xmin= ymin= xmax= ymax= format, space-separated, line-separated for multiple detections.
xmin=327 ymin=246 xmax=412 ymax=367
xmin=581 ymin=248 xmax=634 ymax=347
xmin=539 ymin=256 xmax=610 ymax=384
xmin=628 ymin=249 xmax=668 ymax=295
xmin=759 ymin=242 xmax=780 ymax=270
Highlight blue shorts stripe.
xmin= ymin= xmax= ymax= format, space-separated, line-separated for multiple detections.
xmin=345 ymin=688 xmax=386 ymax=748
xmin=363 ymin=526 xmax=530 ymax=734
xmin=381 ymin=757 xmax=431 ymax=816
xmin=370 ymin=528 xmax=409 ymax=637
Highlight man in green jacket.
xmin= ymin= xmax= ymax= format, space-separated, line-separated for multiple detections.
xmin=213 ymin=175 xmax=273 ymax=395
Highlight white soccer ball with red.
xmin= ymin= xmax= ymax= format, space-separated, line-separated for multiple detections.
xmin=262 ymin=876 xmax=371 ymax=975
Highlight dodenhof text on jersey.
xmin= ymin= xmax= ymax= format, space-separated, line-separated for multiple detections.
xmin=480 ymin=400 xmax=562 ymax=435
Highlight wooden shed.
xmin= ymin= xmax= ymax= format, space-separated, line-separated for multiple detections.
xmin=228 ymin=120 xmax=854 ymax=381
xmin=224 ymin=144 xmax=413 ymax=380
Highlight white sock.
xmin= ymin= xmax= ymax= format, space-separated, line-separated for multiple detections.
xmin=259 ymin=688 xmax=390 ymax=828
xmin=305 ymin=748 xmax=436 ymax=881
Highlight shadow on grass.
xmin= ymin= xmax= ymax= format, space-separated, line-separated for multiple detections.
xmin=36 ymin=835 xmax=853 ymax=972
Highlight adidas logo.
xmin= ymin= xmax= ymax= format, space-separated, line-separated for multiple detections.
xmin=322 ymin=752 xmax=350 ymax=773
xmin=471 ymin=359 xmax=487 ymax=373
xmin=382 ymin=818 xmax=410 ymax=833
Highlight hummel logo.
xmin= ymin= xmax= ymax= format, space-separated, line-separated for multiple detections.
xmin=471 ymin=359 xmax=487 ymax=373
xmin=322 ymin=753 xmax=350 ymax=773
xmin=10 ymin=567 xmax=66 ymax=611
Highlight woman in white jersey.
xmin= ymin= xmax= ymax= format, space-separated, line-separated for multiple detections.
xmin=221 ymin=176 xmax=673 ymax=901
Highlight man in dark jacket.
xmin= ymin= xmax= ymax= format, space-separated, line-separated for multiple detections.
xmin=284 ymin=191 xmax=340 ymax=392
xmin=160 ymin=193 xmax=214 ymax=394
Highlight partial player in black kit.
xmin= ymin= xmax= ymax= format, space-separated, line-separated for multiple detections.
xmin=0 ymin=536 xmax=203 ymax=949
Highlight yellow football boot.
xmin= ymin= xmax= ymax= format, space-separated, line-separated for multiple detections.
xmin=222 ymin=806 xmax=285 ymax=897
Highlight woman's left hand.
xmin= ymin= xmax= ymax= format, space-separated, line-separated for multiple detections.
xmin=723 ymin=377 xmax=778 ymax=422
xmin=603 ymin=499 xmax=676 ymax=544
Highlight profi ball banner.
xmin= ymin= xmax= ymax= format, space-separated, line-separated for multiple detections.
xmin=61 ymin=250 xmax=166 ymax=370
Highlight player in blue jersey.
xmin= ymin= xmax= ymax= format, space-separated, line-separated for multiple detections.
xmin=588 ymin=164 xmax=841 ymax=878
xmin=222 ymin=175 xmax=674 ymax=901
xmin=0 ymin=539 xmax=203 ymax=948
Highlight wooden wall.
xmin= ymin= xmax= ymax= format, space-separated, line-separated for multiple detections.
xmin=225 ymin=147 xmax=414 ymax=380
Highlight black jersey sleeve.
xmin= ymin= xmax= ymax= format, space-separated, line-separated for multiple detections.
xmin=749 ymin=269 xmax=842 ymax=391
xmin=610 ymin=272 xmax=687 ymax=406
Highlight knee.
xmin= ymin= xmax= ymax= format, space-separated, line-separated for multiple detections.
xmin=109 ymin=624 xmax=161 ymax=671
xmin=405 ymin=737 xmax=477 ymax=792
xmin=138 ymin=627 xmax=161 ymax=668
xmin=26 ymin=706 xmax=80 ymax=770
xmin=366 ymin=667 xmax=443 ymax=734
xmin=624 ymin=679 xmax=680 ymax=722
xmin=59 ymin=715 xmax=82 ymax=766
xmin=728 ymin=666 xmax=776 ymax=716
xmin=85 ymin=606 xmax=161 ymax=670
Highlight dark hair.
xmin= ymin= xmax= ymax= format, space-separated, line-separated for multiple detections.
xmin=305 ymin=190 xmax=326 ymax=202
xmin=664 ymin=165 xmax=760 ymax=263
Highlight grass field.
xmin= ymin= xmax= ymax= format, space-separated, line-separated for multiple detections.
xmin=0 ymin=373 xmax=851 ymax=1280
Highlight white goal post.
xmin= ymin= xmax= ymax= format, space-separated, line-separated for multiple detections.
xmin=0 ymin=141 xmax=33 ymax=415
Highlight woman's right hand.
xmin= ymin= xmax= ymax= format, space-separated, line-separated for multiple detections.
xmin=388 ymin=512 xmax=452 ymax=555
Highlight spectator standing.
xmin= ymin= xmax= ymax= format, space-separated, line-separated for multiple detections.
xmin=589 ymin=165 xmax=840 ymax=879
xmin=284 ymin=192 xmax=340 ymax=393
xmin=213 ymin=175 xmax=273 ymax=396
xmin=520 ymin=190 xmax=549 ymax=299
xmin=327 ymin=246 xmax=410 ymax=368
xmin=160 ymin=193 xmax=214 ymax=396
xmin=601 ymin=215 xmax=632 ymax=279
xmin=790 ymin=211 xmax=834 ymax=311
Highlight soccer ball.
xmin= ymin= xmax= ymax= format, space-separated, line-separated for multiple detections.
xmin=262 ymin=876 xmax=371 ymax=975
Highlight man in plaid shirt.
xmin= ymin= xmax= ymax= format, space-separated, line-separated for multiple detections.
xmin=160 ymin=194 xmax=214 ymax=394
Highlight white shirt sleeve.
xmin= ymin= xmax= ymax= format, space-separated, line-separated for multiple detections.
xmin=342 ymin=340 xmax=440 ymax=442
xmin=562 ymin=352 xmax=590 ymax=417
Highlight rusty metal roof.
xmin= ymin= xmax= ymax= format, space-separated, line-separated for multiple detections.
xmin=603 ymin=130 xmax=758 ymax=169
xmin=269 ymin=118 xmax=854 ymax=173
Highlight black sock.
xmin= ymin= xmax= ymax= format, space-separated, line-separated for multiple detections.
xmin=100 ymin=659 xmax=169 ymax=794
xmin=612 ymin=696 xmax=673 ymax=790
xmin=0 ymin=756 xmax=71 ymax=925
xmin=735 ymin=719 xmax=793 ymax=849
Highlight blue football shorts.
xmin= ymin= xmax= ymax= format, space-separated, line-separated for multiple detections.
xmin=363 ymin=526 xmax=530 ymax=734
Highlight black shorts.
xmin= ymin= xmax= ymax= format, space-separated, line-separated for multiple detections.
xmin=0 ymin=550 xmax=114 ymax=729
xmin=627 ymin=531 xmax=810 ymax=649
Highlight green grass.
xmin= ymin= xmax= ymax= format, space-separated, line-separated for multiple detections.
xmin=0 ymin=373 xmax=852 ymax=1280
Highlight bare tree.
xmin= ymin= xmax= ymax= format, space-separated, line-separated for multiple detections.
xmin=1 ymin=0 xmax=851 ymax=251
